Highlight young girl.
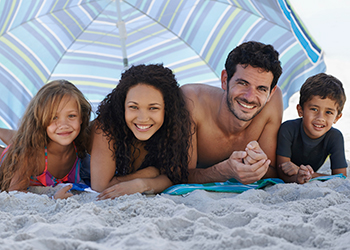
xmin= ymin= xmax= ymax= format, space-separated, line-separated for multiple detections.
xmin=90 ymin=64 xmax=192 ymax=199
xmin=0 ymin=80 xmax=91 ymax=199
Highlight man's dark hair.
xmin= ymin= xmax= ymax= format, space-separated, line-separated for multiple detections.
xmin=225 ymin=41 xmax=282 ymax=91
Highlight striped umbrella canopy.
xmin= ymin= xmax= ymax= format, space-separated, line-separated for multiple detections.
xmin=0 ymin=0 xmax=326 ymax=129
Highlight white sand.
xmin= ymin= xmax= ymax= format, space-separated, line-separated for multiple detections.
xmin=1 ymin=1 xmax=350 ymax=249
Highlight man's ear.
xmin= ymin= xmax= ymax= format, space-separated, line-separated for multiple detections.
xmin=267 ymin=85 xmax=277 ymax=102
xmin=334 ymin=112 xmax=342 ymax=124
xmin=221 ymin=70 xmax=228 ymax=90
xmin=297 ymin=104 xmax=303 ymax=117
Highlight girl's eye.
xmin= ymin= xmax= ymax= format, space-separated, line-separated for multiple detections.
xmin=129 ymin=106 xmax=137 ymax=110
xmin=150 ymin=107 xmax=159 ymax=110
xmin=53 ymin=116 xmax=58 ymax=120
xmin=69 ymin=114 xmax=77 ymax=118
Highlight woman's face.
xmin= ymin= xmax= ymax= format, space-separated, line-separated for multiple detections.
xmin=125 ymin=84 xmax=165 ymax=141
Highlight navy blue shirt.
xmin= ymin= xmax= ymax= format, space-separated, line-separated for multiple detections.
xmin=277 ymin=118 xmax=347 ymax=172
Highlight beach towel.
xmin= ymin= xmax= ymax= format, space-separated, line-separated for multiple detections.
xmin=162 ymin=174 xmax=346 ymax=195
xmin=162 ymin=178 xmax=284 ymax=195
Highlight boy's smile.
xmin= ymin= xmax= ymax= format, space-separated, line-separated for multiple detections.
xmin=298 ymin=96 xmax=342 ymax=139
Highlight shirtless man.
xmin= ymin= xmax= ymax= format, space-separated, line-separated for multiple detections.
xmin=182 ymin=41 xmax=283 ymax=184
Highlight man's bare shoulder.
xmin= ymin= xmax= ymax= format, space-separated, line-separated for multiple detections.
xmin=181 ymin=84 xmax=222 ymax=107
xmin=258 ymin=86 xmax=283 ymax=121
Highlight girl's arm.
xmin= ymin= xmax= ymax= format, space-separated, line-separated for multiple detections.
xmin=97 ymin=174 xmax=173 ymax=200
xmin=0 ymin=128 xmax=16 ymax=145
xmin=8 ymin=171 xmax=30 ymax=192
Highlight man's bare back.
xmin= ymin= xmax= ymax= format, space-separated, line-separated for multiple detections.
xmin=181 ymin=41 xmax=283 ymax=184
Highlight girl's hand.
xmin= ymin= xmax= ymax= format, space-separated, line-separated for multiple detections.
xmin=53 ymin=184 xmax=73 ymax=199
xmin=97 ymin=179 xmax=146 ymax=200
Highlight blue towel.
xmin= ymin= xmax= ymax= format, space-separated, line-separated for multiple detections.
xmin=162 ymin=174 xmax=346 ymax=195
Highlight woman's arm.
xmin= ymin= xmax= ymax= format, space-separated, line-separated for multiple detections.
xmin=97 ymin=174 xmax=173 ymax=200
xmin=90 ymin=125 xmax=119 ymax=192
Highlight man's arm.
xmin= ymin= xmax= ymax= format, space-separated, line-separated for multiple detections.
xmin=257 ymin=87 xmax=283 ymax=178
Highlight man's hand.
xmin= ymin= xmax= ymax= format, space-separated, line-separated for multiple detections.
xmin=243 ymin=141 xmax=268 ymax=165
xmin=296 ymin=165 xmax=314 ymax=184
xmin=279 ymin=161 xmax=300 ymax=176
xmin=223 ymin=150 xmax=270 ymax=184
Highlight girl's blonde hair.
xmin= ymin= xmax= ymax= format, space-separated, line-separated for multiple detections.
xmin=0 ymin=80 xmax=91 ymax=191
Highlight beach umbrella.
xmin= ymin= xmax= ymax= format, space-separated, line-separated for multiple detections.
xmin=0 ymin=0 xmax=326 ymax=129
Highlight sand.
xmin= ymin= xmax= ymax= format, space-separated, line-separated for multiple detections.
xmin=1 ymin=168 xmax=350 ymax=249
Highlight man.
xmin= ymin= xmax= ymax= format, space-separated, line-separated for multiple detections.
xmin=181 ymin=41 xmax=283 ymax=184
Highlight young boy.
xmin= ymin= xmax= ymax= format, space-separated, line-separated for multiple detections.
xmin=277 ymin=73 xmax=347 ymax=183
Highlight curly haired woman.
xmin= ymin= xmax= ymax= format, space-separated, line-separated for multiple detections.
xmin=90 ymin=64 xmax=192 ymax=199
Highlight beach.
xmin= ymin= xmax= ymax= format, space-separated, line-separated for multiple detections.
xmin=1 ymin=1 xmax=350 ymax=249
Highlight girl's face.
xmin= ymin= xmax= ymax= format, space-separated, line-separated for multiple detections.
xmin=46 ymin=95 xmax=82 ymax=147
xmin=125 ymin=84 xmax=165 ymax=141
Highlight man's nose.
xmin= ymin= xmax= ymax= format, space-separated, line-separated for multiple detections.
xmin=243 ymin=87 xmax=255 ymax=102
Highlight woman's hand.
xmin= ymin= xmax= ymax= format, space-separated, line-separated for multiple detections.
xmin=97 ymin=179 xmax=146 ymax=200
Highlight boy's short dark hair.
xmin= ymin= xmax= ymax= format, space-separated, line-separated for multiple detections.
xmin=299 ymin=73 xmax=346 ymax=114
xmin=224 ymin=41 xmax=282 ymax=91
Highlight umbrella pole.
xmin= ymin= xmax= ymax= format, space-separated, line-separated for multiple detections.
xmin=116 ymin=0 xmax=129 ymax=70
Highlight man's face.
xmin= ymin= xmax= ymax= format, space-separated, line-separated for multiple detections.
xmin=223 ymin=64 xmax=275 ymax=122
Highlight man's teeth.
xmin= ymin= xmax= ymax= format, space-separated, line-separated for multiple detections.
xmin=239 ymin=102 xmax=254 ymax=109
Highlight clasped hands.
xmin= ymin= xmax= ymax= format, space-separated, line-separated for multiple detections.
xmin=279 ymin=161 xmax=314 ymax=184
xmin=225 ymin=141 xmax=270 ymax=184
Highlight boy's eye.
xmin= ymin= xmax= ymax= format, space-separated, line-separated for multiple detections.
xmin=326 ymin=111 xmax=334 ymax=115
xmin=310 ymin=108 xmax=317 ymax=111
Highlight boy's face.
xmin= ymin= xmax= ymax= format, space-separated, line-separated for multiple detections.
xmin=297 ymin=96 xmax=342 ymax=139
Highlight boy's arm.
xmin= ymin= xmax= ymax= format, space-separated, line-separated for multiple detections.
xmin=277 ymin=155 xmax=299 ymax=183
xmin=332 ymin=168 xmax=347 ymax=177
